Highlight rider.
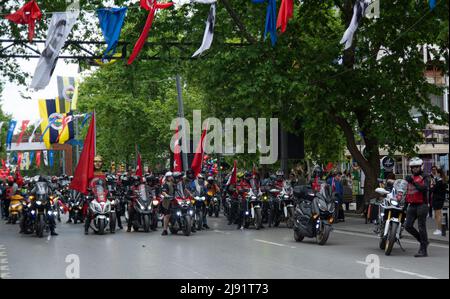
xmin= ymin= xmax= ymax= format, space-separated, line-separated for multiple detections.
xmin=404 ymin=157 xmax=430 ymax=258
xmin=190 ymin=174 xmax=209 ymax=229
xmin=106 ymin=174 xmax=123 ymax=230
xmin=235 ymin=172 xmax=252 ymax=229
xmin=126 ymin=175 xmax=144 ymax=232
xmin=30 ymin=176 xmax=58 ymax=235
xmin=84 ymin=155 xmax=107 ymax=235
xmin=160 ymin=171 xmax=175 ymax=236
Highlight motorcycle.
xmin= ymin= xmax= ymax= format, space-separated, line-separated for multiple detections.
xmin=150 ymin=194 xmax=162 ymax=230
xmin=192 ymin=194 xmax=207 ymax=231
xmin=87 ymin=184 xmax=114 ymax=235
xmin=207 ymin=192 xmax=221 ymax=218
xmin=242 ymin=189 xmax=263 ymax=230
xmin=374 ymin=179 xmax=408 ymax=256
xmin=293 ymin=184 xmax=335 ymax=245
xmin=8 ymin=195 xmax=23 ymax=224
xmin=168 ymin=196 xmax=194 ymax=236
xmin=31 ymin=182 xmax=57 ymax=238
xmin=128 ymin=184 xmax=153 ymax=232
xmin=271 ymin=187 xmax=295 ymax=228
xmin=68 ymin=190 xmax=84 ymax=224
xmin=19 ymin=198 xmax=34 ymax=234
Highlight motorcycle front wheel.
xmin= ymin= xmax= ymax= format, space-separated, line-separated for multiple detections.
xmin=255 ymin=208 xmax=262 ymax=230
xmin=294 ymin=229 xmax=304 ymax=242
xmin=143 ymin=214 xmax=150 ymax=233
xmin=385 ymin=222 xmax=398 ymax=256
xmin=183 ymin=215 xmax=192 ymax=236
xmin=98 ymin=219 xmax=106 ymax=235
xmin=110 ymin=213 xmax=117 ymax=233
xmin=36 ymin=215 xmax=44 ymax=238
xmin=286 ymin=207 xmax=295 ymax=229
xmin=317 ymin=224 xmax=332 ymax=245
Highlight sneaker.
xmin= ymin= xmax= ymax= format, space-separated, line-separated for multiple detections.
xmin=433 ymin=230 xmax=442 ymax=235
xmin=50 ymin=231 xmax=58 ymax=236
xmin=161 ymin=230 xmax=168 ymax=236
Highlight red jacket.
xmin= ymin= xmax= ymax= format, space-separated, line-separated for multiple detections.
xmin=406 ymin=175 xmax=427 ymax=204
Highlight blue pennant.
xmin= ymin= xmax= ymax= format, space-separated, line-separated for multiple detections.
xmin=252 ymin=0 xmax=278 ymax=47
xmin=97 ymin=7 xmax=128 ymax=58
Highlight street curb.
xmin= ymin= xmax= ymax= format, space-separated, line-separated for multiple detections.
xmin=335 ymin=227 xmax=449 ymax=245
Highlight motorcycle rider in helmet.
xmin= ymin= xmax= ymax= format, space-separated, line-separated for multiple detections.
xmin=404 ymin=157 xmax=430 ymax=257
xmin=84 ymin=155 xmax=107 ymax=234
xmin=106 ymin=174 xmax=123 ymax=230
xmin=126 ymin=175 xmax=144 ymax=232
xmin=160 ymin=172 xmax=176 ymax=236
xmin=29 ymin=176 xmax=58 ymax=235
xmin=189 ymin=174 xmax=209 ymax=229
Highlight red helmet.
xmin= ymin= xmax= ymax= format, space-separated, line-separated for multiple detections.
xmin=7 ymin=175 xmax=14 ymax=183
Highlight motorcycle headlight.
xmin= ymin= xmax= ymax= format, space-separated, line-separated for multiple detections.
xmin=31 ymin=210 xmax=35 ymax=215
xmin=195 ymin=196 xmax=200 ymax=200
xmin=189 ymin=210 xmax=194 ymax=216
xmin=152 ymin=200 xmax=159 ymax=206
xmin=53 ymin=211 xmax=58 ymax=215
xmin=245 ymin=211 xmax=249 ymax=215
xmin=391 ymin=200 xmax=398 ymax=206
xmin=284 ymin=195 xmax=289 ymax=199
xmin=251 ymin=196 xmax=256 ymax=200
xmin=36 ymin=201 xmax=42 ymax=205
xmin=48 ymin=211 xmax=53 ymax=216
xmin=176 ymin=211 xmax=182 ymax=216
xmin=213 ymin=198 xmax=218 ymax=202
xmin=27 ymin=203 xmax=31 ymax=208
xmin=201 ymin=197 xmax=205 ymax=200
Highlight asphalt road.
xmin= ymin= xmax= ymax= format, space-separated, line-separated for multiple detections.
xmin=0 ymin=214 xmax=448 ymax=279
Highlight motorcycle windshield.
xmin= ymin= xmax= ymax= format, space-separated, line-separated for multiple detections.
xmin=35 ymin=182 xmax=48 ymax=195
xmin=93 ymin=185 xmax=107 ymax=202
xmin=138 ymin=184 xmax=148 ymax=202
xmin=393 ymin=179 xmax=408 ymax=194
xmin=319 ymin=184 xmax=332 ymax=202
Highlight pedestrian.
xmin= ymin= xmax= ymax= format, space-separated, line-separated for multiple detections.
xmin=404 ymin=157 xmax=430 ymax=257
xmin=328 ymin=172 xmax=344 ymax=221
xmin=430 ymin=167 xmax=447 ymax=235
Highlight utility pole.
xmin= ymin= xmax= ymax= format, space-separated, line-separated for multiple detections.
xmin=176 ymin=74 xmax=189 ymax=171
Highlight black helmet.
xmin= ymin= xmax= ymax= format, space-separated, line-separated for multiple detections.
xmin=207 ymin=176 xmax=214 ymax=182
xmin=186 ymin=168 xmax=195 ymax=179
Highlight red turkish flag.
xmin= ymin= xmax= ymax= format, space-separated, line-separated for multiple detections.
xmin=69 ymin=112 xmax=96 ymax=195
xmin=191 ymin=128 xmax=207 ymax=177
xmin=276 ymin=0 xmax=294 ymax=33
xmin=226 ymin=160 xmax=237 ymax=186
xmin=136 ymin=152 xmax=143 ymax=177
xmin=5 ymin=0 xmax=42 ymax=42
xmin=127 ymin=0 xmax=173 ymax=64
xmin=173 ymin=125 xmax=182 ymax=172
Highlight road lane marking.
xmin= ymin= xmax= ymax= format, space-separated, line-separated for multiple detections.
xmin=253 ymin=239 xmax=286 ymax=247
xmin=0 ymin=244 xmax=11 ymax=279
xmin=213 ymin=230 xmax=231 ymax=235
xmin=335 ymin=230 xmax=449 ymax=249
xmin=356 ymin=261 xmax=437 ymax=279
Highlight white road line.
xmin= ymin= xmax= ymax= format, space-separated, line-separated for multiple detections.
xmin=356 ymin=261 xmax=437 ymax=279
xmin=253 ymin=239 xmax=286 ymax=247
xmin=335 ymin=230 xmax=449 ymax=249
xmin=213 ymin=229 xmax=231 ymax=235
xmin=0 ymin=244 xmax=11 ymax=279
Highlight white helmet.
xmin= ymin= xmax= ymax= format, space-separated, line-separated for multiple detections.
xmin=165 ymin=171 xmax=173 ymax=177
xmin=409 ymin=157 xmax=423 ymax=167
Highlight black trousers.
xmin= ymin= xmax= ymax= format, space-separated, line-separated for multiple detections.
xmin=405 ymin=203 xmax=429 ymax=247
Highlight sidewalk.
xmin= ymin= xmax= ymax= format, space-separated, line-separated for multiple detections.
xmin=336 ymin=211 xmax=449 ymax=244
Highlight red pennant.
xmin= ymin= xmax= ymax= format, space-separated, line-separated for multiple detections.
xmin=70 ymin=112 xmax=96 ymax=195
xmin=5 ymin=0 xmax=42 ymax=43
xmin=127 ymin=0 xmax=173 ymax=64
xmin=36 ymin=151 xmax=41 ymax=168
xmin=276 ymin=0 xmax=294 ymax=33
xmin=16 ymin=120 xmax=30 ymax=145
